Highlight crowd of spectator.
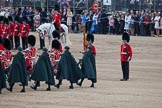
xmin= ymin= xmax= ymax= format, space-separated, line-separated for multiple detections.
xmin=0 ymin=6 xmax=162 ymax=36
xmin=79 ymin=9 xmax=162 ymax=37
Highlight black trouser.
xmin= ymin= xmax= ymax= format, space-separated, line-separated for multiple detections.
xmin=14 ymin=36 xmax=20 ymax=49
xmin=139 ymin=23 xmax=144 ymax=36
xmin=39 ymin=37 xmax=45 ymax=49
xmin=9 ymin=35 xmax=13 ymax=49
xmin=145 ymin=24 xmax=150 ymax=36
xmin=121 ymin=61 xmax=129 ymax=80
xmin=134 ymin=23 xmax=139 ymax=35
xmin=21 ymin=37 xmax=27 ymax=50
xmin=98 ymin=22 xmax=102 ymax=34
xmin=101 ymin=22 xmax=107 ymax=34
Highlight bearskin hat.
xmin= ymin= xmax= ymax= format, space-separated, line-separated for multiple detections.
xmin=64 ymin=46 xmax=70 ymax=51
xmin=28 ymin=35 xmax=36 ymax=46
xmin=8 ymin=16 xmax=13 ymax=22
xmin=86 ymin=33 xmax=94 ymax=43
xmin=3 ymin=39 xmax=12 ymax=50
xmin=0 ymin=16 xmax=4 ymax=22
xmin=52 ymin=40 xmax=60 ymax=50
xmin=52 ymin=30 xmax=60 ymax=39
xmin=122 ymin=32 xmax=130 ymax=43
xmin=0 ymin=36 xmax=3 ymax=45
xmin=22 ymin=16 xmax=27 ymax=22
xmin=4 ymin=18 xmax=9 ymax=24
xmin=14 ymin=16 xmax=19 ymax=22
xmin=55 ymin=4 xmax=60 ymax=11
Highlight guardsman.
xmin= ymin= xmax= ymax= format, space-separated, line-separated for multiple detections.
xmin=120 ymin=32 xmax=132 ymax=81
xmin=50 ymin=40 xmax=61 ymax=75
xmin=20 ymin=16 xmax=30 ymax=50
xmin=24 ymin=35 xmax=36 ymax=75
xmin=1 ymin=39 xmax=12 ymax=75
xmin=7 ymin=46 xmax=28 ymax=93
xmin=31 ymin=47 xmax=54 ymax=91
xmin=0 ymin=37 xmax=5 ymax=69
xmin=86 ymin=33 xmax=96 ymax=56
xmin=2 ymin=18 xmax=11 ymax=39
xmin=83 ymin=33 xmax=96 ymax=56
xmin=0 ymin=16 xmax=4 ymax=37
xmin=8 ymin=16 xmax=14 ymax=49
xmin=0 ymin=59 xmax=6 ymax=94
xmin=55 ymin=46 xmax=82 ymax=89
xmin=77 ymin=33 xmax=97 ymax=87
xmin=52 ymin=4 xmax=61 ymax=33
xmin=13 ymin=16 xmax=20 ymax=49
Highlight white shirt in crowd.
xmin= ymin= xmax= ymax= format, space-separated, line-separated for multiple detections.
xmin=154 ymin=16 xmax=161 ymax=29
xmin=93 ymin=14 xmax=98 ymax=25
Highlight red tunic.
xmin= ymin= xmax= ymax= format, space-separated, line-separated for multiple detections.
xmin=20 ymin=24 xmax=30 ymax=37
xmin=13 ymin=23 xmax=20 ymax=36
xmin=24 ymin=47 xmax=36 ymax=69
xmin=120 ymin=43 xmax=132 ymax=62
xmin=8 ymin=23 xmax=14 ymax=36
xmin=59 ymin=42 xmax=63 ymax=53
xmin=2 ymin=25 xmax=11 ymax=39
xmin=0 ymin=54 xmax=8 ymax=69
xmin=50 ymin=50 xmax=61 ymax=67
xmin=4 ymin=50 xmax=12 ymax=61
xmin=0 ymin=24 xmax=4 ymax=36
xmin=53 ymin=13 xmax=61 ymax=27
xmin=0 ymin=45 xmax=5 ymax=53
xmin=0 ymin=50 xmax=12 ymax=69
xmin=91 ymin=45 xmax=96 ymax=56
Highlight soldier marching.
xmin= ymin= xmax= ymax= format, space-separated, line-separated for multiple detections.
xmin=0 ymin=13 xmax=133 ymax=95
xmin=0 ymin=9 xmax=99 ymax=94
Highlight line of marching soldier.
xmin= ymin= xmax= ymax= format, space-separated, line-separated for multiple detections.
xmin=0 ymin=31 xmax=97 ymax=94
xmin=0 ymin=15 xmax=30 ymax=50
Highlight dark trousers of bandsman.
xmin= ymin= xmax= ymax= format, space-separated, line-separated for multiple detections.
xmin=14 ymin=36 xmax=20 ymax=49
xmin=21 ymin=37 xmax=28 ymax=50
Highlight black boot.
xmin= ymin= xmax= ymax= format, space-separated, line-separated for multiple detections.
xmin=7 ymin=83 xmax=14 ymax=92
xmin=55 ymin=80 xmax=62 ymax=89
xmin=37 ymin=81 xmax=40 ymax=87
xmin=30 ymin=81 xmax=39 ymax=90
xmin=76 ymin=78 xmax=84 ymax=87
xmin=46 ymin=84 xmax=51 ymax=91
xmin=90 ymin=83 xmax=94 ymax=88
xmin=55 ymin=84 xmax=60 ymax=89
xmin=69 ymin=82 xmax=74 ymax=89
xmin=20 ymin=85 xmax=25 ymax=92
